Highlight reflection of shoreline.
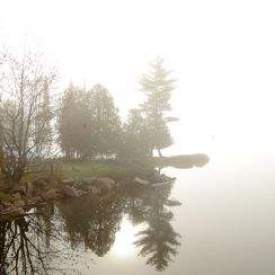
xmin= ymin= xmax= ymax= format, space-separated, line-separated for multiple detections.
xmin=0 ymin=168 xmax=183 ymax=273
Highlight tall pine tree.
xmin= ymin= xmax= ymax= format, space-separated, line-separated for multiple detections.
xmin=140 ymin=58 xmax=176 ymax=157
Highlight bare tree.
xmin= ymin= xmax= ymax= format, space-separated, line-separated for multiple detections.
xmin=0 ymin=49 xmax=56 ymax=186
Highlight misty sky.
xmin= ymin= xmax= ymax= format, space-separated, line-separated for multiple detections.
xmin=1 ymin=0 xmax=275 ymax=155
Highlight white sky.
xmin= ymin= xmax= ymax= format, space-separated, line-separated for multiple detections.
xmin=1 ymin=0 xmax=275 ymax=155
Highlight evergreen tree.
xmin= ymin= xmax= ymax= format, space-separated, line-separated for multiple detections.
xmin=58 ymin=84 xmax=78 ymax=158
xmin=140 ymin=58 xmax=176 ymax=156
xmin=58 ymin=84 xmax=93 ymax=159
xmin=119 ymin=108 xmax=151 ymax=159
xmin=90 ymin=84 xmax=121 ymax=158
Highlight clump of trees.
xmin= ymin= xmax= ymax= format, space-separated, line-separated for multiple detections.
xmin=58 ymin=84 xmax=121 ymax=159
xmin=0 ymin=48 xmax=177 ymax=183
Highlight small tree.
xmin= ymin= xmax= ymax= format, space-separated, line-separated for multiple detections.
xmin=140 ymin=58 xmax=176 ymax=156
xmin=34 ymin=79 xmax=53 ymax=158
xmin=0 ymin=50 xmax=56 ymax=185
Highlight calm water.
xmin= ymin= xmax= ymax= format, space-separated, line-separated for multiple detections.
xmin=1 ymin=152 xmax=275 ymax=275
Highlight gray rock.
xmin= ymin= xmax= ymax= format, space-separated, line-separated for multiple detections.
xmin=82 ymin=177 xmax=97 ymax=185
xmin=62 ymin=185 xmax=80 ymax=198
xmin=31 ymin=196 xmax=44 ymax=205
xmin=14 ymin=199 xmax=25 ymax=208
xmin=12 ymin=192 xmax=23 ymax=201
xmin=62 ymin=178 xmax=75 ymax=185
xmin=96 ymin=177 xmax=116 ymax=192
xmin=133 ymin=177 xmax=150 ymax=186
xmin=41 ymin=188 xmax=60 ymax=201
xmin=12 ymin=185 xmax=27 ymax=196
xmin=87 ymin=185 xmax=101 ymax=195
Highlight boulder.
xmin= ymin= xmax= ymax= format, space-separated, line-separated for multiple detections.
xmin=41 ymin=188 xmax=60 ymax=201
xmin=62 ymin=178 xmax=75 ymax=185
xmin=62 ymin=185 xmax=81 ymax=198
xmin=30 ymin=196 xmax=44 ymax=205
xmin=87 ymin=185 xmax=101 ymax=195
xmin=133 ymin=177 xmax=150 ymax=186
xmin=12 ymin=192 xmax=23 ymax=201
xmin=82 ymin=177 xmax=97 ymax=185
xmin=14 ymin=199 xmax=25 ymax=208
xmin=12 ymin=185 xmax=27 ymax=196
xmin=96 ymin=177 xmax=116 ymax=192
xmin=12 ymin=193 xmax=25 ymax=208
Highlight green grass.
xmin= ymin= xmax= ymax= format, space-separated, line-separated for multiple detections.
xmin=60 ymin=159 xmax=154 ymax=181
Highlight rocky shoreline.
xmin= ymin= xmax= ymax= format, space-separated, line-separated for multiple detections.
xmin=0 ymin=172 xmax=174 ymax=217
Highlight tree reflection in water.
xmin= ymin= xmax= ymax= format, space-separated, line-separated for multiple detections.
xmin=127 ymin=179 xmax=181 ymax=271
xmin=0 ymin=170 xmax=182 ymax=273
xmin=0 ymin=204 xmax=65 ymax=275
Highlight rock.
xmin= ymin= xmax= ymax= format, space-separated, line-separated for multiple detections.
xmin=14 ymin=199 xmax=25 ymax=208
xmin=151 ymin=182 xmax=168 ymax=188
xmin=12 ymin=193 xmax=25 ymax=208
xmin=151 ymin=179 xmax=175 ymax=187
xmin=133 ymin=177 xmax=150 ymax=186
xmin=41 ymin=188 xmax=60 ymax=201
xmin=82 ymin=177 xmax=97 ymax=185
xmin=150 ymin=171 xmax=163 ymax=182
xmin=12 ymin=185 xmax=27 ymax=196
xmin=62 ymin=185 xmax=81 ymax=198
xmin=30 ymin=196 xmax=44 ymax=205
xmin=62 ymin=178 xmax=75 ymax=185
xmin=12 ymin=192 xmax=23 ymax=201
xmin=96 ymin=177 xmax=116 ymax=192
xmin=87 ymin=185 xmax=101 ymax=195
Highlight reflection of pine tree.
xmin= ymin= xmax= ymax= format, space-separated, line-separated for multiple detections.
xmin=134 ymin=182 xmax=181 ymax=271
xmin=135 ymin=209 xmax=181 ymax=271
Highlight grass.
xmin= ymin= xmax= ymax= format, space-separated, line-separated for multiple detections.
xmin=59 ymin=159 xmax=155 ymax=181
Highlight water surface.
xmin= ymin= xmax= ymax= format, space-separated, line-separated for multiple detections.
xmin=1 ymin=152 xmax=274 ymax=275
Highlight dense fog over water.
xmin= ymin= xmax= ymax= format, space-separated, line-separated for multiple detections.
xmin=1 ymin=0 xmax=275 ymax=274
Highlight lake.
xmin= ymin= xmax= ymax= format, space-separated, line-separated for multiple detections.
xmin=1 ymin=151 xmax=274 ymax=275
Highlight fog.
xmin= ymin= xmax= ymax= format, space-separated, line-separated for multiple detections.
xmin=1 ymin=0 xmax=275 ymax=156
xmin=0 ymin=1 xmax=275 ymax=274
